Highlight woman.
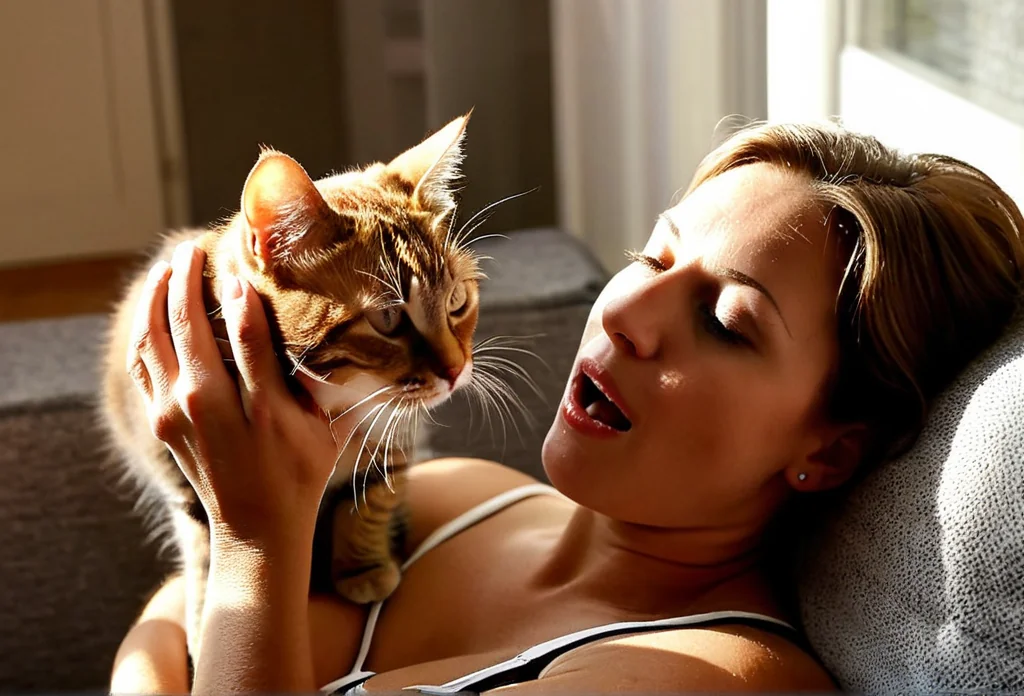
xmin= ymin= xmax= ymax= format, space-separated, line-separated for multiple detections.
xmin=110 ymin=123 xmax=1024 ymax=693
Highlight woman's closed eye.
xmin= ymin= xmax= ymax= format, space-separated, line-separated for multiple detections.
xmin=626 ymin=249 xmax=668 ymax=273
xmin=698 ymin=304 xmax=750 ymax=347
xmin=628 ymin=249 xmax=753 ymax=348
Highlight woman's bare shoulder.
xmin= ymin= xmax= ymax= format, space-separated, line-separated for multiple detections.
xmin=403 ymin=458 xmax=543 ymax=554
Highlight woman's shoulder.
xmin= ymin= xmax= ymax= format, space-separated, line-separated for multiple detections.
xmin=539 ymin=622 xmax=836 ymax=692
xmin=402 ymin=458 xmax=547 ymax=555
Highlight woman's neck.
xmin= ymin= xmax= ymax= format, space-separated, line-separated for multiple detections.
xmin=532 ymin=504 xmax=771 ymax=618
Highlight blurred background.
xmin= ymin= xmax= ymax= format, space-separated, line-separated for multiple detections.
xmin=2 ymin=0 xmax=1024 ymax=321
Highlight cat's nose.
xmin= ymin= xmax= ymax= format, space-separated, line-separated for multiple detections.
xmin=432 ymin=364 xmax=463 ymax=388
xmin=443 ymin=366 xmax=463 ymax=386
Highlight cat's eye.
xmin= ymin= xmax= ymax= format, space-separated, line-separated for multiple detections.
xmin=448 ymin=281 xmax=469 ymax=315
xmin=366 ymin=305 xmax=403 ymax=335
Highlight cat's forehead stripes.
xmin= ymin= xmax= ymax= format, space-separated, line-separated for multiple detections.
xmin=382 ymin=217 xmax=445 ymax=287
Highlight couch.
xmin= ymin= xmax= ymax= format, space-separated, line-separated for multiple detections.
xmin=3 ymin=225 xmax=1022 ymax=693
xmin=0 ymin=228 xmax=607 ymax=691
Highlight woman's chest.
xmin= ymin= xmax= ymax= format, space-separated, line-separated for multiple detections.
xmin=360 ymin=509 xmax=618 ymax=676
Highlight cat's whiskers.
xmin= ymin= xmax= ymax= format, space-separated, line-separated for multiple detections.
xmin=477 ymin=368 xmax=522 ymax=441
xmin=385 ymin=398 xmax=415 ymax=491
xmin=462 ymin=233 xmax=509 ymax=248
xmin=441 ymin=203 xmax=460 ymax=256
xmin=466 ymin=372 xmax=504 ymax=447
xmin=338 ymin=401 xmax=390 ymax=515
xmin=286 ymin=343 xmax=316 ymax=376
xmin=475 ymin=344 xmax=546 ymax=362
xmin=472 ymin=335 xmax=549 ymax=399
xmin=465 ymin=358 xmax=538 ymax=451
xmin=329 ymin=385 xmax=395 ymax=422
xmin=416 ymin=399 xmax=443 ymax=427
xmin=473 ymin=333 xmax=545 ymax=349
xmin=357 ymin=269 xmax=402 ymax=307
xmin=368 ymin=398 xmax=405 ymax=492
xmin=356 ymin=397 xmax=398 ymax=507
xmin=474 ymin=354 xmax=545 ymax=402
xmin=452 ymin=213 xmax=496 ymax=252
xmin=448 ymin=189 xmax=537 ymax=253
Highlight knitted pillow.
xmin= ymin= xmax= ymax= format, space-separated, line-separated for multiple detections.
xmin=799 ymin=316 xmax=1024 ymax=694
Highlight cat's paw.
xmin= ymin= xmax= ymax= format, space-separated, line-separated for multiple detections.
xmin=334 ymin=561 xmax=401 ymax=604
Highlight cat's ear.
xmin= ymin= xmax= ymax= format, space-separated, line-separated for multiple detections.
xmin=241 ymin=148 xmax=337 ymax=270
xmin=387 ymin=111 xmax=470 ymax=216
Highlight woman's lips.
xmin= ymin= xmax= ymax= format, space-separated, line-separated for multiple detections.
xmin=560 ymin=358 xmax=633 ymax=438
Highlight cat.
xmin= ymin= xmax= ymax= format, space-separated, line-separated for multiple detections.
xmin=100 ymin=113 xmax=482 ymax=661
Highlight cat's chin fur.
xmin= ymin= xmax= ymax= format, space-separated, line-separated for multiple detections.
xmin=297 ymin=360 xmax=473 ymax=414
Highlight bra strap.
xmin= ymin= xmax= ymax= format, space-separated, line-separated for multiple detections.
xmin=406 ymin=610 xmax=801 ymax=694
xmin=343 ymin=484 xmax=564 ymax=680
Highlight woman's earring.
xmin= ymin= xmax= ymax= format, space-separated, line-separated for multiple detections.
xmin=797 ymin=472 xmax=808 ymax=482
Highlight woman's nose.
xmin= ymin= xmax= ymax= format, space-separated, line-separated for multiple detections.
xmin=600 ymin=274 xmax=671 ymax=360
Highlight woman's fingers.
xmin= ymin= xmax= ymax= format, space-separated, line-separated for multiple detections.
xmin=167 ymin=242 xmax=234 ymax=417
xmin=220 ymin=274 xmax=288 ymax=423
xmin=127 ymin=261 xmax=175 ymax=400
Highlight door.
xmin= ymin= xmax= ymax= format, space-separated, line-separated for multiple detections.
xmin=0 ymin=0 xmax=164 ymax=266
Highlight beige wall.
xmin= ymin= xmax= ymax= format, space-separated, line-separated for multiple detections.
xmin=422 ymin=0 xmax=557 ymax=234
xmin=0 ymin=0 xmax=163 ymax=266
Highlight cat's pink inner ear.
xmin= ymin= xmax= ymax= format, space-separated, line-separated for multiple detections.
xmin=387 ymin=112 xmax=470 ymax=215
xmin=241 ymin=150 xmax=327 ymax=266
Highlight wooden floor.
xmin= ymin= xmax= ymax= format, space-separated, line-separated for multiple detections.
xmin=0 ymin=255 xmax=142 ymax=322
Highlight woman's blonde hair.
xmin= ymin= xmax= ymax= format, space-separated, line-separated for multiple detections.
xmin=690 ymin=123 xmax=1024 ymax=462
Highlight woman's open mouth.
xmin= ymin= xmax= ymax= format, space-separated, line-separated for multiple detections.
xmin=561 ymin=359 xmax=633 ymax=437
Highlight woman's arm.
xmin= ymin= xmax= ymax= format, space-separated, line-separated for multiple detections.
xmin=196 ymin=532 xmax=318 ymax=693
xmin=110 ymin=573 xmax=368 ymax=694
xmin=110 ymin=575 xmax=190 ymax=695
xmin=125 ymin=242 xmax=345 ymax=692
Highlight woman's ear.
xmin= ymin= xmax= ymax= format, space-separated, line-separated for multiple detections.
xmin=788 ymin=422 xmax=867 ymax=492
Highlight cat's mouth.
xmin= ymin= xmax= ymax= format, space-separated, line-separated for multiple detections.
xmin=410 ymin=371 xmax=473 ymax=409
xmin=289 ymin=354 xmax=472 ymax=412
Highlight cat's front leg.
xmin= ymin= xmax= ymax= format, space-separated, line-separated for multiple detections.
xmin=329 ymin=448 xmax=409 ymax=604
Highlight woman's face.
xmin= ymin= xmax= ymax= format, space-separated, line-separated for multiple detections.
xmin=543 ymin=163 xmax=852 ymax=529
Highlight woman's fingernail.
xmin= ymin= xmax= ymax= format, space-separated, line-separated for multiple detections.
xmin=172 ymin=241 xmax=193 ymax=263
xmin=223 ymin=274 xmax=243 ymax=301
xmin=147 ymin=261 xmax=170 ymax=283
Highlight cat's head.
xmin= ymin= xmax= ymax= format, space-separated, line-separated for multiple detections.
xmin=234 ymin=114 xmax=481 ymax=413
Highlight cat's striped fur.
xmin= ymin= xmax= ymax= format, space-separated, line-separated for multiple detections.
xmin=100 ymin=114 xmax=493 ymax=662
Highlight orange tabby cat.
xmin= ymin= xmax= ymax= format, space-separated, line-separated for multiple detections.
xmin=100 ymin=114 xmax=480 ymax=660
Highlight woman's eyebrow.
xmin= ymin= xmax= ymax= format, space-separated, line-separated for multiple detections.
xmin=713 ymin=267 xmax=792 ymax=338
xmin=658 ymin=213 xmax=792 ymax=338
xmin=658 ymin=213 xmax=681 ymax=239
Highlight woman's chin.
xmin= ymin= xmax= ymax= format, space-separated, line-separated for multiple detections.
xmin=541 ymin=414 xmax=608 ymax=495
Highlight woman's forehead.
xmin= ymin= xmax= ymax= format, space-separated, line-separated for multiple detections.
xmin=664 ymin=164 xmax=846 ymax=265
xmin=663 ymin=163 xmax=845 ymax=335
xmin=668 ymin=163 xmax=818 ymax=240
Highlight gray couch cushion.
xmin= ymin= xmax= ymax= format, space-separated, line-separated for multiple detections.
xmin=0 ymin=227 xmax=604 ymax=689
xmin=0 ymin=315 xmax=169 ymax=691
xmin=799 ymin=316 xmax=1024 ymax=694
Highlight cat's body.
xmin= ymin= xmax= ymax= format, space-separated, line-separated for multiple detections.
xmin=100 ymin=114 xmax=480 ymax=661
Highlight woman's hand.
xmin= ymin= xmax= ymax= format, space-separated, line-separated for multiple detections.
xmin=127 ymin=241 xmax=338 ymax=546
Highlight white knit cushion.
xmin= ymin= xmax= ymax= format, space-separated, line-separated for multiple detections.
xmin=799 ymin=316 xmax=1024 ymax=694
